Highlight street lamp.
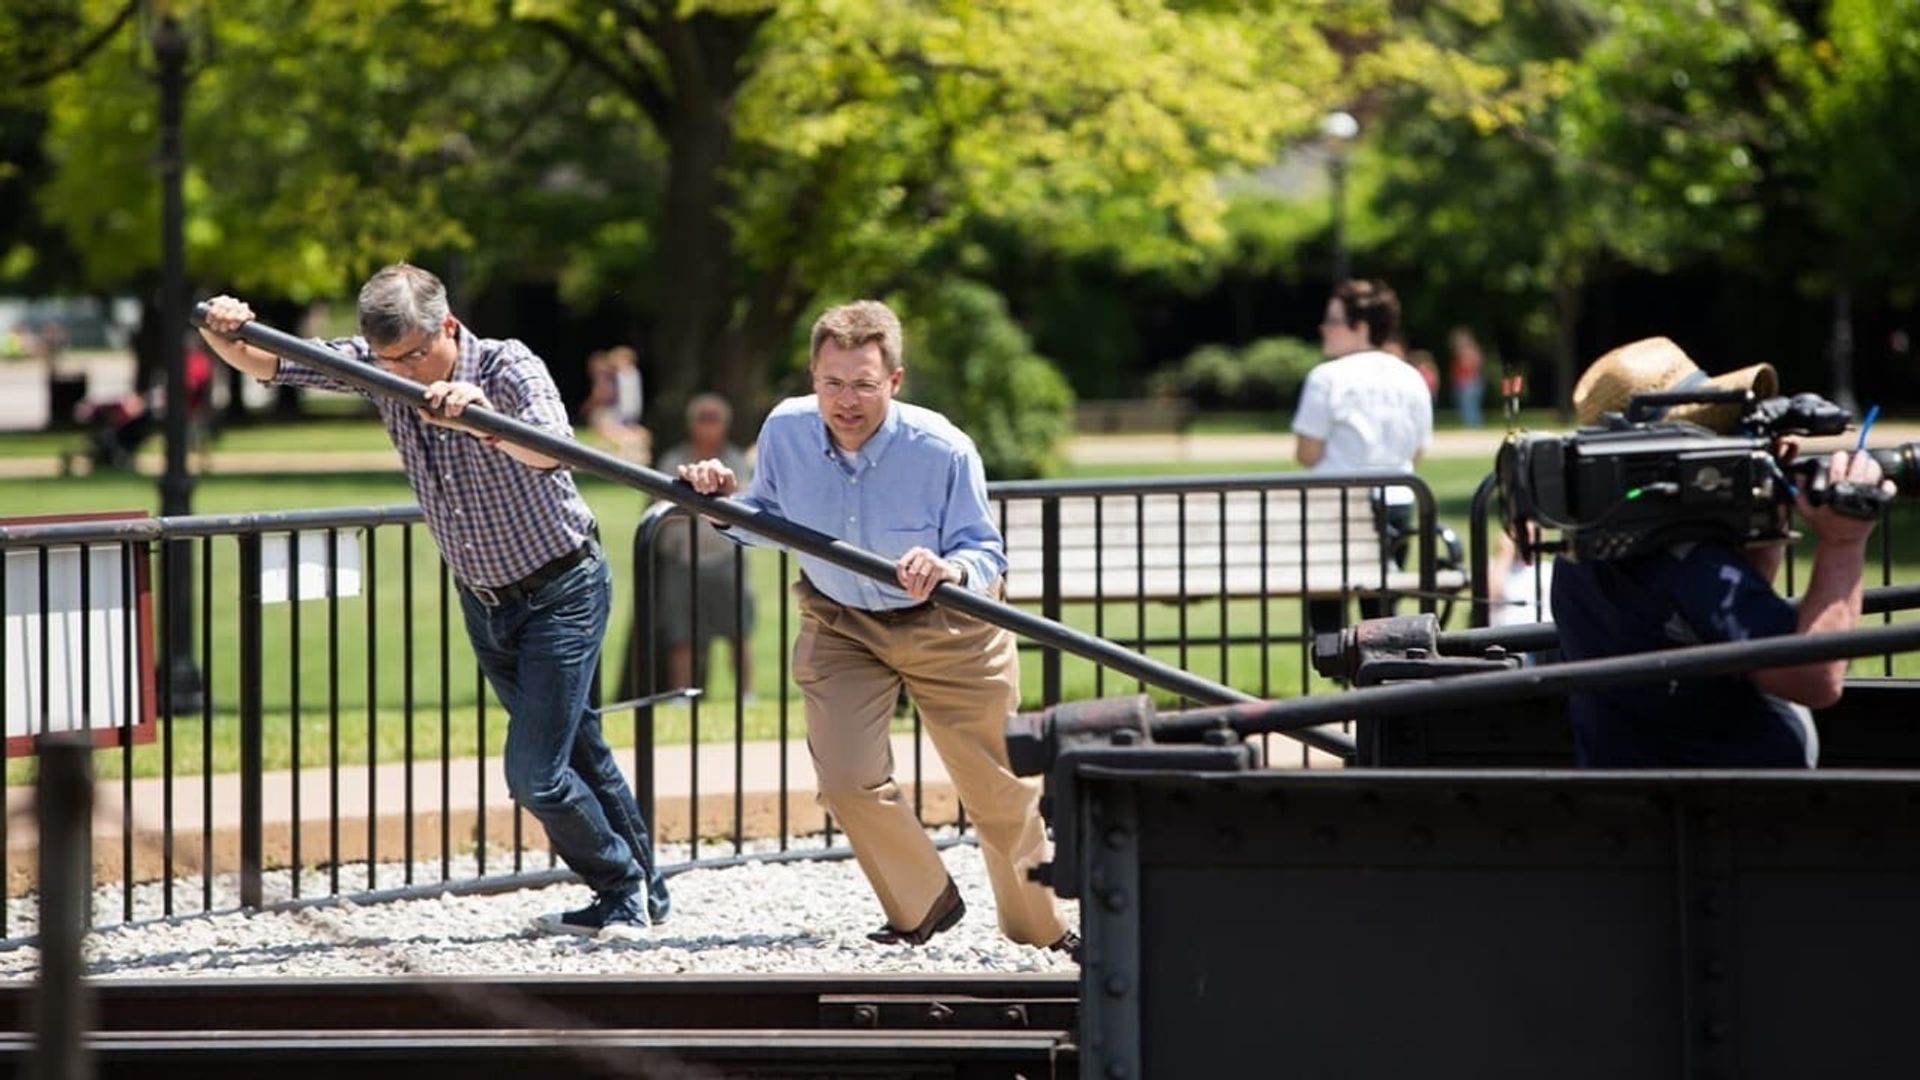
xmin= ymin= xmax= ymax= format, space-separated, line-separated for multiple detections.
xmin=151 ymin=9 xmax=204 ymax=713
xmin=1322 ymin=110 xmax=1359 ymax=285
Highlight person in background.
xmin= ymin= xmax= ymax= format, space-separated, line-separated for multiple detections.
xmin=1449 ymin=327 xmax=1485 ymax=428
xmin=583 ymin=345 xmax=651 ymax=463
xmin=1487 ymin=527 xmax=1552 ymax=629
xmin=1406 ymin=348 xmax=1441 ymax=401
xmin=1291 ymin=279 xmax=1434 ymax=636
xmin=652 ymin=393 xmax=757 ymax=695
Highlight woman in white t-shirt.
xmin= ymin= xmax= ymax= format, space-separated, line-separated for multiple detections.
xmin=1290 ymin=280 xmax=1434 ymax=635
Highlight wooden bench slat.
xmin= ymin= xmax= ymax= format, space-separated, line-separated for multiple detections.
xmin=1003 ymin=568 xmax=1467 ymax=602
xmin=989 ymin=490 xmax=1461 ymax=605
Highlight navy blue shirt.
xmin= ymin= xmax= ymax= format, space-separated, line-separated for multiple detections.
xmin=1550 ymin=542 xmax=1813 ymax=767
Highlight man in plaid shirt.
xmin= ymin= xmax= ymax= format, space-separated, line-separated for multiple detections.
xmin=199 ymin=265 xmax=669 ymax=937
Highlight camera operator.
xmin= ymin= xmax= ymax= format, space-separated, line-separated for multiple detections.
xmin=1550 ymin=338 xmax=1896 ymax=768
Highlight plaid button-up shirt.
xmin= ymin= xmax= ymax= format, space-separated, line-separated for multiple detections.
xmin=273 ymin=326 xmax=596 ymax=588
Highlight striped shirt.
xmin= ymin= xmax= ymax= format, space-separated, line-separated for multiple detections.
xmin=272 ymin=326 xmax=596 ymax=587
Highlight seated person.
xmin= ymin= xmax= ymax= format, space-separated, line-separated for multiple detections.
xmin=652 ymin=393 xmax=756 ymax=692
xmin=1550 ymin=338 xmax=1892 ymax=767
xmin=582 ymin=345 xmax=651 ymax=464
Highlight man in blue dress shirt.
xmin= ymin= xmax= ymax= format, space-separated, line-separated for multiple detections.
xmin=678 ymin=300 xmax=1074 ymax=954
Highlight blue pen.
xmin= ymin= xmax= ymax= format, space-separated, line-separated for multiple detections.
xmin=1856 ymin=404 xmax=1880 ymax=452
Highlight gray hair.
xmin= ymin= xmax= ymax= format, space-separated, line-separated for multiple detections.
xmin=357 ymin=264 xmax=449 ymax=345
xmin=685 ymin=393 xmax=732 ymax=425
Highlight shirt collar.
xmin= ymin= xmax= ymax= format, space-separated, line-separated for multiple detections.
xmin=814 ymin=399 xmax=902 ymax=470
xmin=449 ymin=323 xmax=480 ymax=385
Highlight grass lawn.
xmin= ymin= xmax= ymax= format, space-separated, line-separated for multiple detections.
xmin=3 ymin=420 xmax=1915 ymax=782
xmin=1187 ymin=408 xmax=1568 ymax=436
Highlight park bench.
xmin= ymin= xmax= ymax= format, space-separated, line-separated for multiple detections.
xmin=1072 ymin=397 xmax=1195 ymax=435
xmin=991 ymin=481 xmax=1467 ymax=606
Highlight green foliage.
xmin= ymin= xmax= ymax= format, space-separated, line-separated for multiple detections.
xmin=1783 ymin=0 xmax=1920 ymax=291
xmin=895 ymin=279 xmax=1074 ymax=480
xmin=26 ymin=0 xmax=645 ymax=303
xmin=1152 ymin=336 xmax=1322 ymax=411
xmin=731 ymin=0 xmax=1349 ymax=295
xmin=1354 ymin=0 xmax=1810 ymax=411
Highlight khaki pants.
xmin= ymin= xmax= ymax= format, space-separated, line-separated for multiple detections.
xmin=792 ymin=579 xmax=1066 ymax=947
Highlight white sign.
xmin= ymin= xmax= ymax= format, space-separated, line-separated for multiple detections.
xmin=260 ymin=531 xmax=362 ymax=604
xmin=4 ymin=545 xmax=143 ymax=738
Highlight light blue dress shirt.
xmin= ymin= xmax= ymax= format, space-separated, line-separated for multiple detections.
xmin=728 ymin=396 xmax=1007 ymax=611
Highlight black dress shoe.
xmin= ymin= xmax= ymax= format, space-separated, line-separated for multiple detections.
xmin=1048 ymin=930 xmax=1082 ymax=963
xmin=868 ymin=878 xmax=966 ymax=945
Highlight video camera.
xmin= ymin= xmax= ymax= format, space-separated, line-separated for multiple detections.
xmin=1497 ymin=388 xmax=1919 ymax=561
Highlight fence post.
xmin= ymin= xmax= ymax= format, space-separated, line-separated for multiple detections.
xmin=1041 ymin=497 xmax=1063 ymax=706
xmin=630 ymin=515 xmax=658 ymax=844
xmin=237 ymin=533 xmax=264 ymax=909
xmin=1467 ymin=473 xmax=1497 ymax=629
xmin=32 ymin=733 xmax=93 ymax=1080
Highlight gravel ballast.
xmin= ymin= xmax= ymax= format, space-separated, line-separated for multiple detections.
xmin=0 ymin=836 xmax=1080 ymax=980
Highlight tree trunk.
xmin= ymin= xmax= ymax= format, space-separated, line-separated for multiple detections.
xmin=647 ymin=12 xmax=776 ymax=437
xmin=1828 ymin=278 xmax=1858 ymax=415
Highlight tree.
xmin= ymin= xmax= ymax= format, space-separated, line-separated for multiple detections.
xmin=896 ymin=278 xmax=1072 ymax=479
xmin=510 ymin=0 xmax=1359 ymax=423
xmin=1363 ymin=0 xmax=1800 ymax=415
xmin=1772 ymin=0 xmax=1920 ymax=407
xmin=28 ymin=0 xmax=615 ymax=389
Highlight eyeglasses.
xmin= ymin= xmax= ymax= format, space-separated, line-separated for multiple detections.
xmin=373 ymin=326 xmax=442 ymax=366
xmin=813 ymin=376 xmax=888 ymax=400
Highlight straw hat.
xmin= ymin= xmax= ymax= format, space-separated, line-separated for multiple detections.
xmin=1572 ymin=336 xmax=1776 ymax=432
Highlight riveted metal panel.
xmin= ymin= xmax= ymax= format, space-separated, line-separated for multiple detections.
xmin=1075 ymin=768 xmax=1920 ymax=1079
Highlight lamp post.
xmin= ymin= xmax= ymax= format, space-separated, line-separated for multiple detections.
xmin=153 ymin=11 xmax=203 ymax=713
xmin=1323 ymin=110 xmax=1359 ymax=286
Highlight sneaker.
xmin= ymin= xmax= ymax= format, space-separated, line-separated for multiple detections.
xmin=646 ymin=880 xmax=673 ymax=926
xmin=536 ymin=891 xmax=650 ymax=940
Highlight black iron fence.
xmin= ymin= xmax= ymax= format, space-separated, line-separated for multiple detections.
xmin=8 ymin=455 xmax=1907 ymax=938
xmin=624 ymin=470 xmax=1459 ymax=856
xmin=0 ymin=466 xmax=1451 ymax=938
xmin=0 ymin=506 xmax=539 ymax=938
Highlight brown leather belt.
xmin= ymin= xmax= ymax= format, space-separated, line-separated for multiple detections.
xmin=465 ymin=543 xmax=594 ymax=608
xmin=800 ymin=574 xmax=933 ymax=622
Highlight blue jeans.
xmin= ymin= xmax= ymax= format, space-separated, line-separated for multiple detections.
xmin=458 ymin=545 xmax=671 ymax=919
xmin=1456 ymin=380 xmax=1484 ymax=427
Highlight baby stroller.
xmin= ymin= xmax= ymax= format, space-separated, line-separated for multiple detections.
xmin=66 ymin=345 xmax=213 ymax=473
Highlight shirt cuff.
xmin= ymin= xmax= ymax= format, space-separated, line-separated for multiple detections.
xmin=950 ymin=551 xmax=998 ymax=594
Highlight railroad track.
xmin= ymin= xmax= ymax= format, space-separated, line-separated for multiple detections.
xmin=0 ymin=973 xmax=1080 ymax=1079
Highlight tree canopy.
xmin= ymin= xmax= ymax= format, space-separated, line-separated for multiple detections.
xmin=5 ymin=0 xmax=1918 ymax=458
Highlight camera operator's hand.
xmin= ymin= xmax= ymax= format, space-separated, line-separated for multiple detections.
xmin=1797 ymin=449 xmax=1896 ymax=547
